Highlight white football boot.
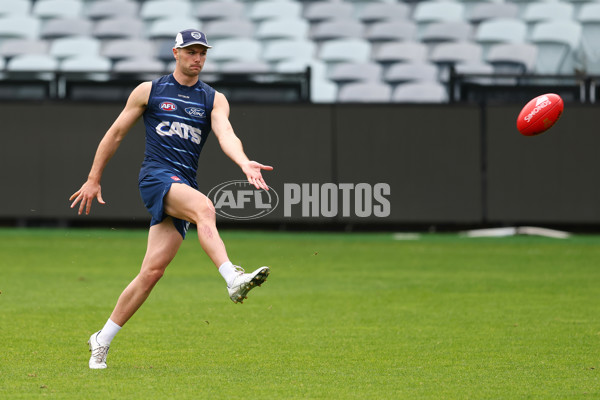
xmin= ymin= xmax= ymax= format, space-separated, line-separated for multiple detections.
xmin=227 ymin=266 xmax=270 ymax=304
xmin=88 ymin=331 xmax=110 ymax=369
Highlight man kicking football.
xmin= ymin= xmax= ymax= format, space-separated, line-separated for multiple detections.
xmin=69 ymin=29 xmax=272 ymax=369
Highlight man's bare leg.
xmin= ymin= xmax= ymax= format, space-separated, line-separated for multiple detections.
xmin=109 ymin=218 xmax=183 ymax=326
xmin=89 ymin=218 xmax=182 ymax=368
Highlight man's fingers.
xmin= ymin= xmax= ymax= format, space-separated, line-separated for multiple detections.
xmin=70 ymin=196 xmax=79 ymax=209
xmin=78 ymin=199 xmax=86 ymax=215
xmin=97 ymin=192 xmax=105 ymax=205
xmin=248 ymin=177 xmax=259 ymax=189
xmin=69 ymin=190 xmax=80 ymax=202
xmin=257 ymin=178 xmax=269 ymax=191
xmin=245 ymin=162 xmax=272 ymax=190
xmin=248 ymin=176 xmax=268 ymax=190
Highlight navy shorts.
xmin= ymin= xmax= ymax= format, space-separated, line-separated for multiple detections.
xmin=138 ymin=168 xmax=193 ymax=239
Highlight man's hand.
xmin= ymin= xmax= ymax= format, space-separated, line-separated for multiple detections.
xmin=69 ymin=181 xmax=105 ymax=215
xmin=242 ymin=161 xmax=273 ymax=191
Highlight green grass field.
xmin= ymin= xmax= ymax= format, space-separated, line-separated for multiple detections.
xmin=0 ymin=228 xmax=599 ymax=399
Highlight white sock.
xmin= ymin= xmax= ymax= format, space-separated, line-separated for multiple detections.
xmin=97 ymin=318 xmax=121 ymax=346
xmin=219 ymin=261 xmax=238 ymax=287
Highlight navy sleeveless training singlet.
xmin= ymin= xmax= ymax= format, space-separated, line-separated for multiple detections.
xmin=140 ymin=74 xmax=216 ymax=185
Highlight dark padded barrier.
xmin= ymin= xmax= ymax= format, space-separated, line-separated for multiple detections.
xmin=334 ymin=105 xmax=482 ymax=224
xmin=486 ymin=105 xmax=600 ymax=224
xmin=198 ymin=104 xmax=335 ymax=223
xmin=1 ymin=102 xmax=147 ymax=222
xmin=1 ymin=102 xmax=598 ymax=226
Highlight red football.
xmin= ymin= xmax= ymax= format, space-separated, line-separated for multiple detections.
xmin=516 ymin=93 xmax=564 ymax=136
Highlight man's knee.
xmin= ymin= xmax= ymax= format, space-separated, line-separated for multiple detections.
xmin=193 ymin=197 xmax=216 ymax=225
xmin=139 ymin=267 xmax=164 ymax=291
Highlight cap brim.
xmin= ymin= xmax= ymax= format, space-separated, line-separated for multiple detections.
xmin=174 ymin=41 xmax=212 ymax=49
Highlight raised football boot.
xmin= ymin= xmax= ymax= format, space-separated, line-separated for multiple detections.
xmin=227 ymin=266 xmax=270 ymax=304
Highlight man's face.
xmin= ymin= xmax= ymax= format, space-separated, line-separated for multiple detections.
xmin=174 ymin=44 xmax=208 ymax=76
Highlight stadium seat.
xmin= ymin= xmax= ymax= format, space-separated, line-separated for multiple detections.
xmin=275 ymin=59 xmax=313 ymax=73
xmin=49 ymin=36 xmax=102 ymax=60
xmin=530 ymin=20 xmax=582 ymax=74
xmin=220 ymin=61 xmax=273 ymax=74
xmin=7 ymin=54 xmax=55 ymax=72
xmin=113 ymin=57 xmax=166 ymax=81
xmin=155 ymin=40 xmax=177 ymax=62
xmin=522 ymin=1 xmax=575 ymax=24
xmin=0 ymin=0 xmax=31 ymax=17
xmin=203 ymin=19 xmax=253 ymax=42
xmin=148 ymin=17 xmax=201 ymax=39
xmin=429 ymin=41 xmax=483 ymax=66
xmin=40 ymin=17 xmax=93 ymax=39
xmin=327 ymin=62 xmax=383 ymax=84
xmin=475 ymin=18 xmax=528 ymax=57
xmin=271 ymin=58 xmax=336 ymax=102
xmin=383 ymin=62 xmax=439 ymax=85
xmin=32 ymin=0 xmax=83 ymax=19
xmin=453 ymin=61 xmax=495 ymax=85
xmin=286 ymin=58 xmax=336 ymax=102
xmin=256 ymin=18 xmax=310 ymax=42
xmin=263 ymin=39 xmax=316 ymax=64
xmin=337 ymin=82 xmax=392 ymax=103
xmin=59 ymin=55 xmax=112 ymax=81
xmin=0 ymin=16 xmax=41 ymax=40
xmin=0 ymin=39 xmax=49 ymax=59
xmin=140 ymin=0 xmax=193 ymax=21
xmin=357 ymin=3 xmax=410 ymax=24
xmin=391 ymin=81 xmax=448 ymax=103
xmin=208 ymin=38 xmax=262 ymax=63
xmin=113 ymin=58 xmax=165 ymax=74
xmin=85 ymin=0 xmax=140 ymax=20
xmin=420 ymin=21 xmax=473 ymax=45
xmin=413 ymin=0 xmax=466 ymax=34
xmin=102 ymin=39 xmax=157 ymax=61
xmin=467 ymin=3 xmax=519 ymax=25
xmin=93 ymin=17 xmax=145 ymax=39
xmin=318 ymin=39 xmax=371 ymax=65
xmin=195 ymin=1 xmax=246 ymax=22
xmin=311 ymin=19 xmax=365 ymax=42
xmin=372 ymin=41 xmax=429 ymax=65
xmin=364 ymin=21 xmax=417 ymax=43
xmin=60 ymin=55 xmax=112 ymax=73
xmin=248 ymin=1 xmax=302 ymax=22
xmin=485 ymin=43 xmax=538 ymax=74
xmin=6 ymin=54 xmax=59 ymax=80
xmin=303 ymin=2 xmax=355 ymax=23
xmin=429 ymin=41 xmax=483 ymax=82
xmin=311 ymin=79 xmax=337 ymax=103
xmin=577 ymin=3 xmax=600 ymax=74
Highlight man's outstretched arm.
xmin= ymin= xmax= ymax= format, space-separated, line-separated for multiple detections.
xmin=211 ymin=91 xmax=273 ymax=191
xmin=69 ymin=82 xmax=151 ymax=215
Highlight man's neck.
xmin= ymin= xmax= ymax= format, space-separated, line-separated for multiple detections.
xmin=172 ymin=71 xmax=199 ymax=87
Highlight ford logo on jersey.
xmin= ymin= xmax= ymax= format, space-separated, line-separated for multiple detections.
xmin=160 ymin=102 xmax=177 ymax=111
xmin=185 ymin=107 xmax=206 ymax=119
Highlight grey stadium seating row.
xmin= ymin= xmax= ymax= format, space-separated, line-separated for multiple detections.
xmin=1 ymin=0 xmax=600 ymax=103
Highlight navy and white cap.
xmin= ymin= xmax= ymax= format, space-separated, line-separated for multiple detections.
xmin=174 ymin=29 xmax=212 ymax=49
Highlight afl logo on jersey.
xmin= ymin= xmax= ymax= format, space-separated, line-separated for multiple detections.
xmin=160 ymin=102 xmax=177 ymax=111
